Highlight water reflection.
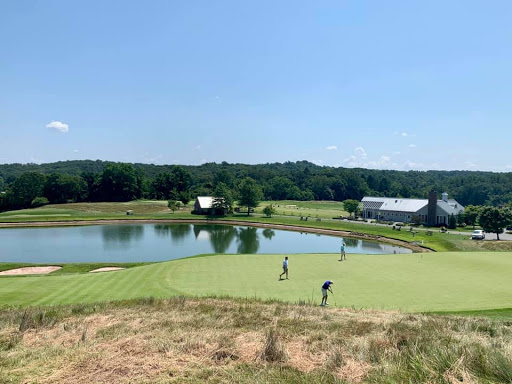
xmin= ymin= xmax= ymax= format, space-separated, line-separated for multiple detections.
xmin=208 ymin=225 xmax=237 ymax=253
xmin=154 ymin=224 xmax=191 ymax=244
xmin=1 ymin=224 xmax=412 ymax=264
xmin=343 ymin=237 xmax=359 ymax=247
xmin=262 ymin=228 xmax=275 ymax=240
xmin=237 ymin=227 xmax=260 ymax=254
xmin=101 ymin=225 xmax=144 ymax=249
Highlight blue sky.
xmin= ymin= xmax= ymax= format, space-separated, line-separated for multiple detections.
xmin=2 ymin=1 xmax=512 ymax=171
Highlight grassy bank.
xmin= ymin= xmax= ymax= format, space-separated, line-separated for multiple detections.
xmin=1 ymin=252 xmax=511 ymax=312
xmin=0 ymin=297 xmax=510 ymax=383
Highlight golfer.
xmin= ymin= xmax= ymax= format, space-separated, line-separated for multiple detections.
xmin=339 ymin=240 xmax=346 ymax=261
xmin=279 ymin=256 xmax=289 ymax=280
xmin=321 ymin=280 xmax=333 ymax=306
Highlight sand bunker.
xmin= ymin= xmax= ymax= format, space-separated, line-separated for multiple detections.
xmin=89 ymin=267 xmax=126 ymax=273
xmin=0 ymin=266 xmax=62 ymax=275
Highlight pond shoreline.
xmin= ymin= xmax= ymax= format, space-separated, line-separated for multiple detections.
xmin=0 ymin=219 xmax=430 ymax=253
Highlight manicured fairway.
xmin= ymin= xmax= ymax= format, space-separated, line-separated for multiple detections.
xmin=0 ymin=252 xmax=510 ymax=312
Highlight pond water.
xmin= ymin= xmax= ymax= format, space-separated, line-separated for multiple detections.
xmin=0 ymin=224 xmax=411 ymax=264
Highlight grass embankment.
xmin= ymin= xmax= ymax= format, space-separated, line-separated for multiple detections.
xmin=1 ymin=200 xmax=507 ymax=252
xmin=1 ymin=252 xmax=511 ymax=313
xmin=0 ymin=297 xmax=511 ymax=383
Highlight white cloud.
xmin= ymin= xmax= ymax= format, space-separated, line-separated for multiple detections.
xmin=326 ymin=145 xmax=337 ymax=151
xmin=408 ymin=144 xmax=417 ymax=148
xmin=195 ymin=145 xmax=202 ymax=150
xmin=46 ymin=121 xmax=69 ymax=133
xmin=343 ymin=147 xmax=392 ymax=169
xmin=73 ymin=149 xmax=79 ymax=153
xmin=142 ymin=153 xmax=163 ymax=164
xmin=354 ymin=146 xmax=367 ymax=158
xmin=464 ymin=161 xmax=478 ymax=169
xmin=403 ymin=160 xmax=424 ymax=170
xmin=342 ymin=155 xmax=358 ymax=167
xmin=401 ymin=132 xmax=408 ymax=137
xmin=311 ymin=159 xmax=324 ymax=165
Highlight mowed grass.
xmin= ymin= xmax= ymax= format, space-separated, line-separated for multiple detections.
xmin=0 ymin=200 xmax=192 ymax=221
xmin=1 ymin=252 xmax=510 ymax=312
xmin=256 ymin=200 xmax=349 ymax=219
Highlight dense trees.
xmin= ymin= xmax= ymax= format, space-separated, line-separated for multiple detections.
xmin=99 ymin=163 xmax=143 ymax=202
xmin=2 ymin=159 xmax=512 ymax=213
xmin=238 ymin=177 xmax=263 ymax=216
xmin=478 ymin=207 xmax=512 ymax=240
xmin=212 ymin=183 xmax=233 ymax=214
xmin=463 ymin=205 xmax=482 ymax=229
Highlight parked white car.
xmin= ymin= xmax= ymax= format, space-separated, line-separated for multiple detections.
xmin=471 ymin=230 xmax=485 ymax=240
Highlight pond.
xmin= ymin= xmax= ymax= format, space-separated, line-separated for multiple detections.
xmin=0 ymin=224 xmax=412 ymax=264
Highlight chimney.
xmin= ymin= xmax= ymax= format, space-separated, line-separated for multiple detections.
xmin=427 ymin=190 xmax=437 ymax=226
xmin=442 ymin=192 xmax=448 ymax=202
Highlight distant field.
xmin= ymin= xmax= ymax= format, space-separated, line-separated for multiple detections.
xmin=257 ymin=200 xmax=349 ymax=219
xmin=1 ymin=252 xmax=510 ymax=313
xmin=0 ymin=200 xmax=192 ymax=221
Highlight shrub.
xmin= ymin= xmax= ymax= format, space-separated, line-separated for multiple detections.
xmin=31 ymin=196 xmax=49 ymax=208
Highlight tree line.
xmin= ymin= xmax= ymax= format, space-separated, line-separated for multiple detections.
xmin=2 ymin=160 xmax=512 ymax=212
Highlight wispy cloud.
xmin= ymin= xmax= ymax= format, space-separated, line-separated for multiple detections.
xmin=403 ymin=160 xmax=424 ymax=169
xmin=368 ymin=156 xmax=391 ymax=168
xmin=394 ymin=131 xmax=416 ymax=137
xmin=343 ymin=147 xmax=392 ymax=169
xmin=464 ymin=161 xmax=478 ymax=169
xmin=142 ymin=153 xmax=163 ymax=164
xmin=46 ymin=121 xmax=69 ymax=133
xmin=326 ymin=145 xmax=337 ymax=151
xmin=408 ymin=144 xmax=417 ymax=148
xmin=73 ymin=149 xmax=79 ymax=153
xmin=195 ymin=145 xmax=202 ymax=150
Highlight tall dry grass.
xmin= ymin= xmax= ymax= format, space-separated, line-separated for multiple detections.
xmin=0 ymin=297 xmax=510 ymax=383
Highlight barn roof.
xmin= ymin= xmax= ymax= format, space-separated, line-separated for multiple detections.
xmin=196 ymin=196 xmax=214 ymax=209
xmin=362 ymin=196 xmax=464 ymax=214
xmin=362 ymin=197 xmax=427 ymax=212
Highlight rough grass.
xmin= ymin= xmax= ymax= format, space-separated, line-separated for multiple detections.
xmin=0 ymin=252 xmax=511 ymax=313
xmin=0 ymin=297 xmax=510 ymax=383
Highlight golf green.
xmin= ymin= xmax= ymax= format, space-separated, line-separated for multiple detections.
xmin=0 ymin=252 xmax=510 ymax=312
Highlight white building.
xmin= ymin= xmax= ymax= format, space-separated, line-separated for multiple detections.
xmin=361 ymin=192 xmax=464 ymax=226
xmin=193 ymin=196 xmax=226 ymax=215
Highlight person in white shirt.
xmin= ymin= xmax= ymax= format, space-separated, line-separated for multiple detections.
xmin=279 ymin=256 xmax=289 ymax=280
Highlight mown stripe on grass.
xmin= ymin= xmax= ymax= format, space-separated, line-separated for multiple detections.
xmin=0 ymin=252 xmax=511 ymax=312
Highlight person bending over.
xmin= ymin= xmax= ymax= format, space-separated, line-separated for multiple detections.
xmin=321 ymin=280 xmax=333 ymax=306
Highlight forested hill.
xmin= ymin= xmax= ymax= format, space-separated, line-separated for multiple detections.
xmin=1 ymin=160 xmax=512 ymax=208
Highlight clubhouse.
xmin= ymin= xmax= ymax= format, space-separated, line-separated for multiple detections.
xmin=361 ymin=191 xmax=464 ymax=226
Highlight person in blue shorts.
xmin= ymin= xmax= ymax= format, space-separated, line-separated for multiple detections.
xmin=279 ymin=256 xmax=289 ymax=280
xmin=321 ymin=280 xmax=333 ymax=306
xmin=339 ymin=240 xmax=346 ymax=261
